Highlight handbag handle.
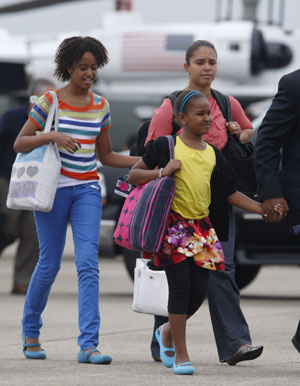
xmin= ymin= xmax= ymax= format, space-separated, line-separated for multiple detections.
xmin=224 ymin=95 xmax=233 ymax=123
xmin=166 ymin=135 xmax=174 ymax=159
xmin=224 ymin=96 xmax=242 ymax=142
xmin=43 ymin=91 xmax=59 ymax=134
xmin=166 ymin=135 xmax=175 ymax=178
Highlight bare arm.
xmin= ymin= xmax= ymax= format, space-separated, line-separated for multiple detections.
xmin=227 ymin=191 xmax=263 ymax=215
xmin=228 ymin=96 xmax=253 ymax=143
xmin=227 ymin=122 xmax=253 ymax=143
xmin=14 ymin=119 xmax=81 ymax=154
xmin=128 ymin=158 xmax=181 ymax=186
xmin=227 ymin=191 xmax=285 ymax=221
xmin=96 ymin=129 xmax=140 ymax=168
xmin=239 ymin=128 xmax=253 ymax=143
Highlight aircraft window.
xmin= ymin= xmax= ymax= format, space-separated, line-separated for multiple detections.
xmin=166 ymin=35 xmax=194 ymax=51
xmin=229 ymin=43 xmax=240 ymax=51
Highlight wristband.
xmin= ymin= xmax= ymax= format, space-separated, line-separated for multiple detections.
xmin=158 ymin=168 xmax=163 ymax=178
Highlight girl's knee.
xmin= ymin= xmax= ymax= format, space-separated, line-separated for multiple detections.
xmin=76 ymin=259 xmax=99 ymax=279
xmin=39 ymin=261 xmax=61 ymax=278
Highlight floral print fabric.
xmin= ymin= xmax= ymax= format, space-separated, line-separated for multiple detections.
xmin=153 ymin=211 xmax=225 ymax=271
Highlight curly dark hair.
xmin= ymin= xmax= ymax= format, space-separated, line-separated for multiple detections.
xmin=54 ymin=36 xmax=109 ymax=82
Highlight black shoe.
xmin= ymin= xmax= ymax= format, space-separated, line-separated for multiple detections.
xmin=292 ymin=336 xmax=300 ymax=353
xmin=223 ymin=345 xmax=264 ymax=366
xmin=152 ymin=355 xmax=161 ymax=362
xmin=292 ymin=321 xmax=300 ymax=353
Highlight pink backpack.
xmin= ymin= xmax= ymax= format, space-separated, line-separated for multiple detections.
xmin=113 ymin=136 xmax=176 ymax=252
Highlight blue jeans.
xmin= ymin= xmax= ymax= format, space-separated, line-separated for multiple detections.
xmin=151 ymin=206 xmax=252 ymax=361
xmin=22 ymin=182 xmax=102 ymax=351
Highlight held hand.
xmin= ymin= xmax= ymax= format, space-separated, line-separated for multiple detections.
xmin=162 ymin=159 xmax=181 ymax=177
xmin=273 ymin=203 xmax=287 ymax=222
xmin=262 ymin=197 xmax=289 ymax=223
xmin=52 ymin=132 xmax=81 ymax=154
xmin=227 ymin=121 xmax=242 ymax=138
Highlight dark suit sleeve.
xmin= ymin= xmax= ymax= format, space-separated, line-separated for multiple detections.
xmin=255 ymin=73 xmax=297 ymax=201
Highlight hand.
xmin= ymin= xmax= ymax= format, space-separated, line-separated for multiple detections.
xmin=52 ymin=132 xmax=81 ymax=154
xmin=162 ymin=159 xmax=181 ymax=177
xmin=274 ymin=203 xmax=287 ymax=220
xmin=262 ymin=197 xmax=289 ymax=223
xmin=227 ymin=121 xmax=242 ymax=138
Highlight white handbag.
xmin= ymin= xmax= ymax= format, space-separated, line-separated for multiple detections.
xmin=6 ymin=91 xmax=61 ymax=212
xmin=132 ymin=258 xmax=168 ymax=317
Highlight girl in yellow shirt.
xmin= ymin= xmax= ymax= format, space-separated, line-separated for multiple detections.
xmin=128 ymin=90 xmax=283 ymax=375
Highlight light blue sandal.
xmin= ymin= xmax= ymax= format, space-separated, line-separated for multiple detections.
xmin=155 ymin=323 xmax=175 ymax=368
xmin=77 ymin=349 xmax=112 ymax=364
xmin=173 ymin=361 xmax=195 ymax=375
xmin=22 ymin=333 xmax=46 ymax=359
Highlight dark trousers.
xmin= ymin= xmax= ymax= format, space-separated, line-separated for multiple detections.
xmin=151 ymin=207 xmax=252 ymax=361
xmin=0 ymin=177 xmax=39 ymax=288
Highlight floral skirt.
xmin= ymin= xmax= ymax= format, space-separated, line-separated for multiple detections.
xmin=152 ymin=211 xmax=225 ymax=271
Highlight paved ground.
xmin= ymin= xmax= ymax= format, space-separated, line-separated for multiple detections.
xmin=0 ymin=233 xmax=299 ymax=386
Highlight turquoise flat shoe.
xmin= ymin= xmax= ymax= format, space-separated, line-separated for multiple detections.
xmin=77 ymin=349 xmax=112 ymax=364
xmin=155 ymin=323 xmax=175 ymax=368
xmin=173 ymin=361 xmax=195 ymax=375
xmin=22 ymin=333 xmax=46 ymax=360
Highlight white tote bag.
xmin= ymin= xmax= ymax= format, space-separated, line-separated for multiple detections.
xmin=6 ymin=91 xmax=61 ymax=212
xmin=132 ymin=258 xmax=168 ymax=317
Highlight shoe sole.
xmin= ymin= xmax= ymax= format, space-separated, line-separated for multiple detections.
xmin=77 ymin=355 xmax=112 ymax=364
xmin=226 ymin=346 xmax=264 ymax=366
xmin=173 ymin=362 xmax=195 ymax=375
xmin=23 ymin=351 xmax=46 ymax=359
xmin=173 ymin=368 xmax=194 ymax=375
xmin=292 ymin=336 xmax=300 ymax=353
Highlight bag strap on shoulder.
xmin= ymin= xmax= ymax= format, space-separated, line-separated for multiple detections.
xmin=166 ymin=91 xmax=178 ymax=106
xmin=44 ymin=91 xmax=59 ymax=134
xmin=211 ymin=89 xmax=232 ymax=122
xmin=166 ymin=135 xmax=174 ymax=160
xmin=166 ymin=91 xmax=181 ymax=134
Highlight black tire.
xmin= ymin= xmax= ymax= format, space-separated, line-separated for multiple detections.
xmin=123 ymin=249 xmax=141 ymax=280
xmin=235 ymin=264 xmax=261 ymax=290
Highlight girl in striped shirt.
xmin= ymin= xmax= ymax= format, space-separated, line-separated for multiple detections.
xmin=14 ymin=36 xmax=139 ymax=364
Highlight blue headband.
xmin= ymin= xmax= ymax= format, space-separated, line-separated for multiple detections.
xmin=179 ymin=90 xmax=202 ymax=113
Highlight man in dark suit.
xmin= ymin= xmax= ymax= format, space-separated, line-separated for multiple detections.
xmin=255 ymin=69 xmax=300 ymax=354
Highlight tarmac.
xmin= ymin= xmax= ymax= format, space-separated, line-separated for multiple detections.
xmin=0 ymin=230 xmax=300 ymax=386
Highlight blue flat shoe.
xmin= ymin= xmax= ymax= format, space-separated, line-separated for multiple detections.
xmin=173 ymin=361 xmax=195 ymax=375
xmin=155 ymin=323 xmax=175 ymax=368
xmin=77 ymin=349 xmax=112 ymax=364
xmin=22 ymin=333 xmax=46 ymax=360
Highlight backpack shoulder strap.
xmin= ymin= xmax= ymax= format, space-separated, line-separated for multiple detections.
xmin=166 ymin=135 xmax=174 ymax=160
xmin=166 ymin=91 xmax=178 ymax=106
xmin=165 ymin=90 xmax=181 ymax=134
xmin=211 ymin=88 xmax=232 ymax=122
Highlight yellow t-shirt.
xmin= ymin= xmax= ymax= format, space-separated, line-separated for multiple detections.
xmin=171 ymin=137 xmax=216 ymax=219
